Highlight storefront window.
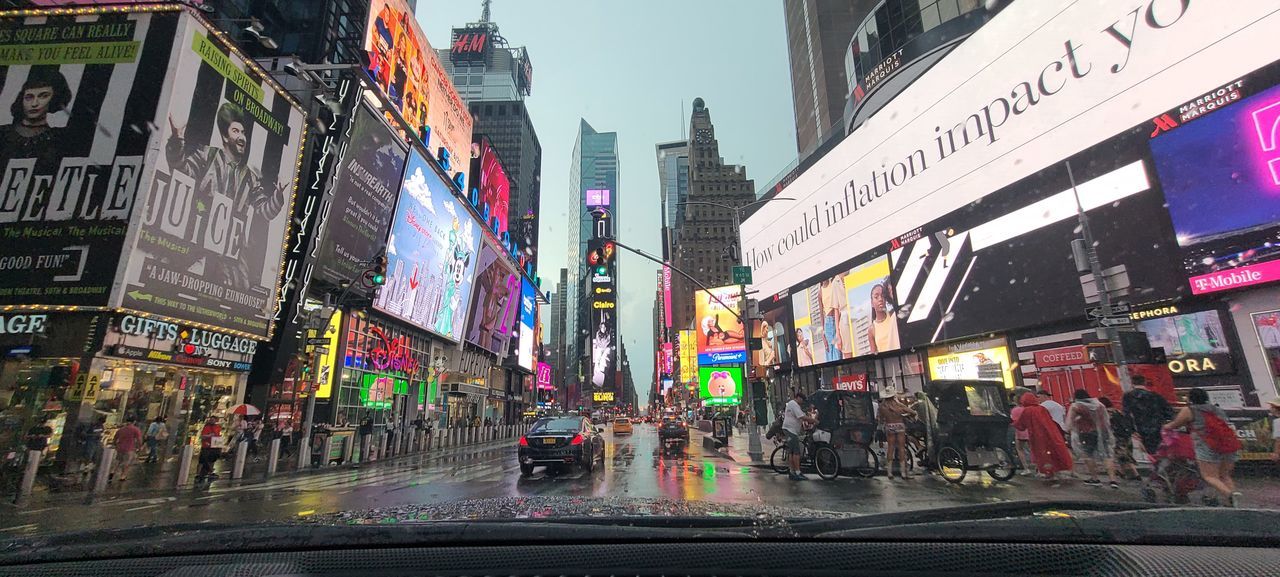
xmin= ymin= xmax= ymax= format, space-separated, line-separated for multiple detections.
xmin=0 ymin=358 xmax=76 ymax=459
xmin=1250 ymin=310 xmax=1280 ymax=397
xmin=334 ymin=313 xmax=432 ymax=430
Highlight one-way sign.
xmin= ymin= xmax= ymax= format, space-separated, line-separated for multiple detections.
xmin=1097 ymin=316 xmax=1134 ymax=328
xmin=1085 ymin=302 xmax=1131 ymax=320
xmin=307 ymin=338 xmax=330 ymax=345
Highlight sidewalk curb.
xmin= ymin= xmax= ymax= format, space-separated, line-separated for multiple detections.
xmin=6 ymin=434 xmax=523 ymax=508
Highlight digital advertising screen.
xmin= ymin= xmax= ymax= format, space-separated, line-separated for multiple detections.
xmin=678 ymin=329 xmax=697 ymax=386
xmin=926 ymin=337 xmax=1017 ymax=390
xmin=517 ymin=278 xmax=537 ymax=371
xmin=694 ymin=285 xmax=746 ymax=365
xmin=740 ymin=0 xmax=1279 ymax=300
xmin=0 ymin=10 xmax=177 ymax=308
xmin=790 ymin=255 xmax=898 ymax=367
xmin=315 ymin=105 xmax=407 ymax=286
xmin=585 ymin=189 xmax=611 ymax=207
xmin=120 ymin=12 xmax=307 ymax=339
xmin=698 ymin=366 xmax=743 ymax=406
xmin=373 ymin=149 xmax=481 ymax=342
xmin=365 ymin=0 xmax=472 ymax=182
xmin=589 ymin=279 xmax=617 ymax=390
xmin=1135 ymin=309 xmax=1235 ymax=376
xmin=754 ymin=300 xmax=792 ymax=371
xmin=469 ymin=136 xmax=510 ymax=236
xmin=464 ymin=237 xmax=521 ymax=355
xmin=1150 ymin=77 xmax=1280 ymax=295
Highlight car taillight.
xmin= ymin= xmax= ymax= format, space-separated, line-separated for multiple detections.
xmin=519 ymin=436 xmax=529 ymax=447
xmin=570 ymin=434 xmax=584 ymax=445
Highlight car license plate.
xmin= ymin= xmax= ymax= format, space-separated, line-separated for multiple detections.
xmin=542 ymin=438 xmax=557 ymax=445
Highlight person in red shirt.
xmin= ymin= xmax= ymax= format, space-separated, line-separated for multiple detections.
xmin=112 ymin=416 xmax=143 ymax=481
xmin=197 ymin=416 xmax=224 ymax=482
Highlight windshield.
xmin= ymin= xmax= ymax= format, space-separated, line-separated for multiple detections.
xmin=1 ymin=0 xmax=1278 ymax=551
xmin=530 ymin=418 xmax=582 ymax=433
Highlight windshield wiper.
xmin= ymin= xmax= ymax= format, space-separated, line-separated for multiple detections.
xmin=791 ymin=501 xmax=1280 ymax=547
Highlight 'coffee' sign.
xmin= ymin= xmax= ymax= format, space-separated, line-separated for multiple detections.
xmin=1034 ymin=345 xmax=1089 ymax=369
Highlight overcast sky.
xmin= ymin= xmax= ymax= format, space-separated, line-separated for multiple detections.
xmin=418 ymin=0 xmax=797 ymax=407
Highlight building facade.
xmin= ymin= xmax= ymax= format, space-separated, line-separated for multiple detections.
xmin=669 ymin=99 xmax=757 ymax=334
xmin=567 ymin=120 xmax=619 ymax=401
xmin=783 ymin=0 xmax=873 ymax=156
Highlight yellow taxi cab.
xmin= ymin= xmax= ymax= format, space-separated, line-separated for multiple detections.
xmin=612 ymin=417 xmax=634 ymax=435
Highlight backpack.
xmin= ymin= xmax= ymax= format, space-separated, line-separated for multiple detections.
xmin=1199 ymin=410 xmax=1242 ymax=454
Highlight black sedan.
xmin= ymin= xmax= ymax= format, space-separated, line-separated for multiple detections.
xmin=518 ymin=416 xmax=605 ymax=476
xmin=658 ymin=417 xmax=690 ymax=445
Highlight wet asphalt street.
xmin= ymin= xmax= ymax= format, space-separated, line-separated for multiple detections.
xmin=2 ymin=423 xmax=1278 ymax=536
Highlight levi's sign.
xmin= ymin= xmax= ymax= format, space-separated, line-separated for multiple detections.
xmin=740 ymin=0 xmax=1280 ymax=298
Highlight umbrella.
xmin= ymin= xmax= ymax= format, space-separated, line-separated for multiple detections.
xmin=229 ymin=404 xmax=261 ymax=416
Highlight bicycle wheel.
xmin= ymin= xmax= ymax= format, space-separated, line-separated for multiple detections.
xmin=849 ymin=442 xmax=879 ymax=478
xmin=986 ymin=447 xmax=1016 ymax=482
xmin=770 ymin=445 xmax=790 ymax=474
xmin=813 ymin=445 xmax=840 ymax=480
xmin=938 ymin=445 xmax=967 ymax=484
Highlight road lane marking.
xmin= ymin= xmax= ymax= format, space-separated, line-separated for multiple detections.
xmin=124 ymin=504 xmax=160 ymax=512
xmin=17 ymin=507 xmax=54 ymax=515
xmin=0 ymin=524 xmax=37 ymax=532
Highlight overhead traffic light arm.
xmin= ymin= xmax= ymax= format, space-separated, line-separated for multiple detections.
xmin=607 ymin=238 xmax=743 ymax=323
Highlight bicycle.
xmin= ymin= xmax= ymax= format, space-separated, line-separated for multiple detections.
xmin=769 ymin=430 xmax=841 ymax=480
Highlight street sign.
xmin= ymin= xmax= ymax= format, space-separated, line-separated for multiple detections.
xmin=307 ymin=338 xmax=329 ymax=345
xmin=1085 ymin=302 xmax=1131 ymax=320
xmin=732 ymin=265 xmax=752 ymax=285
xmin=1080 ymin=266 xmax=1130 ymax=304
xmin=1098 ymin=316 xmax=1134 ymax=328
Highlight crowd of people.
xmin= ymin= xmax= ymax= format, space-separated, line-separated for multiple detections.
xmin=766 ymin=375 xmax=1275 ymax=507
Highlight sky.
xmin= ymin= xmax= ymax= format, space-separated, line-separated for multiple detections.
xmin=418 ymin=0 xmax=798 ymax=407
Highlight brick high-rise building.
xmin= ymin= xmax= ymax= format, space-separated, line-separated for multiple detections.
xmin=669 ymin=98 xmax=755 ymax=334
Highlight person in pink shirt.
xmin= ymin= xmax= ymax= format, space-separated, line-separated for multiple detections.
xmin=112 ymin=416 xmax=144 ymax=481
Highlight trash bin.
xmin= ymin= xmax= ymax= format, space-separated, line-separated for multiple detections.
xmin=712 ymin=414 xmax=731 ymax=446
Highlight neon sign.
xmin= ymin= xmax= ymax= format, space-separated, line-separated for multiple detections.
xmin=366 ymin=327 xmax=419 ymax=375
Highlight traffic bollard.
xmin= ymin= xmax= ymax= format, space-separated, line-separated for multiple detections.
xmin=378 ymin=434 xmax=388 ymax=460
xmin=175 ymin=445 xmax=193 ymax=488
xmin=92 ymin=447 xmax=116 ymax=494
xmin=232 ymin=441 xmax=247 ymax=479
xmin=15 ymin=449 xmax=41 ymax=505
xmin=266 ymin=438 xmax=280 ymax=477
xmin=341 ymin=435 xmax=354 ymax=464
xmin=320 ymin=435 xmax=334 ymax=467
xmin=360 ymin=435 xmax=371 ymax=463
xmin=296 ymin=438 xmax=310 ymax=471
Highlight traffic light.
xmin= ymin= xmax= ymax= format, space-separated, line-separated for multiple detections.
xmin=371 ymin=255 xmax=388 ymax=285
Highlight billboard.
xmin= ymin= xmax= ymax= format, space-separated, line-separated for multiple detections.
xmin=926 ymin=336 xmax=1017 ymax=390
xmin=373 ymin=149 xmax=481 ymax=342
xmin=677 ymin=329 xmax=696 ymax=385
xmin=120 ymin=13 xmax=306 ymax=339
xmin=585 ymin=188 xmax=611 ymax=207
xmin=698 ymin=366 xmax=742 ymax=406
xmin=315 ymin=105 xmax=406 ymax=286
xmin=791 ymin=255 xmax=898 ymax=367
xmin=1135 ymin=309 xmax=1235 ymax=377
xmin=516 ymin=278 xmax=536 ymax=371
xmin=469 ymin=136 xmax=509 ymax=236
xmin=589 ymin=278 xmax=617 ymax=390
xmin=754 ymin=299 xmax=791 ymax=370
xmin=662 ymin=265 xmax=672 ymax=328
xmin=536 ymin=361 xmax=552 ymax=390
xmin=0 ymin=10 xmax=177 ymax=307
xmin=694 ymin=285 xmax=745 ymax=365
xmin=1149 ymin=79 xmax=1280 ymax=294
xmin=365 ymin=0 xmax=472 ymax=182
xmin=464 ymin=237 xmax=520 ymax=355
xmin=742 ymin=0 xmax=1280 ymax=299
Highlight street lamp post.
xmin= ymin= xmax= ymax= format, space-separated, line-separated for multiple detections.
xmin=678 ymin=198 xmax=794 ymax=462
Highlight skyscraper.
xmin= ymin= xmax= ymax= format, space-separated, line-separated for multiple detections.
xmin=548 ymin=268 xmax=568 ymax=397
xmin=670 ymin=98 xmax=756 ymax=333
xmin=439 ymin=7 xmax=541 ymax=265
xmin=783 ymin=0 xmax=874 ymax=156
xmin=568 ymin=120 xmax=618 ymax=400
